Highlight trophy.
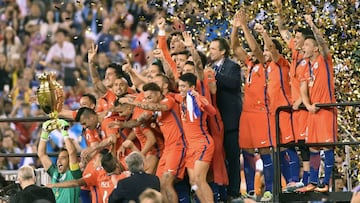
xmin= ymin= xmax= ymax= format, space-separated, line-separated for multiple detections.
xmin=37 ymin=72 xmax=64 ymax=131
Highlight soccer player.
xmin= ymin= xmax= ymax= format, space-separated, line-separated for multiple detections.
xmin=37 ymin=119 xmax=82 ymax=203
xmin=176 ymin=73 xmax=216 ymax=203
xmin=296 ymin=14 xmax=337 ymax=193
xmin=232 ymin=10 xmax=273 ymax=201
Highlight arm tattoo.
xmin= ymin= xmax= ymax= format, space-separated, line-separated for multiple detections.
xmin=136 ymin=102 xmax=167 ymax=111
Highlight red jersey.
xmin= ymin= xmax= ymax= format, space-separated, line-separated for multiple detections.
xmin=243 ymin=57 xmax=270 ymax=113
xmin=266 ymin=55 xmax=292 ymax=113
xmin=97 ymin=90 xmax=117 ymax=113
xmin=301 ymin=54 xmax=335 ymax=104
xmin=156 ymin=95 xmax=186 ymax=147
xmin=83 ymin=164 xmax=125 ymax=203
xmin=289 ymin=38 xmax=308 ymax=103
xmin=175 ymin=94 xmax=216 ymax=144
xmin=83 ymin=124 xmax=104 ymax=146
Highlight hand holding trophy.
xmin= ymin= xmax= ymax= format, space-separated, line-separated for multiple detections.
xmin=37 ymin=72 xmax=65 ymax=134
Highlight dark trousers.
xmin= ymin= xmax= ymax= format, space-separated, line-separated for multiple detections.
xmin=223 ymin=129 xmax=240 ymax=197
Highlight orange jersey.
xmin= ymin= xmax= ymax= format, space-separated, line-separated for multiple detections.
xmin=83 ymin=124 xmax=104 ymax=146
xmin=267 ymin=56 xmax=292 ymax=113
xmin=243 ymin=57 xmax=270 ymax=113
xmin=301 ymin=54 xmax=335 ymax=104
xmin=83 ymin=165 xmax=125 ymax=203
xmin=97 ymin=90 xmax=117 ymax=113
xmin=289 ymin=38 xmax=308 ymax=103
xmin=156 ymin=95 xmax=186 ymax=147
xmin=175 ymin=94 xmax=216 ymax=144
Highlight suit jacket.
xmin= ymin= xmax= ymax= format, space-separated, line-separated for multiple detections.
xmin=10 ymin=184 xmax=56 ymax=203
xmin=108 ymin=171 xmax=160 ymax=203
xmin=215 ymin=57 xmax=242 ymax=131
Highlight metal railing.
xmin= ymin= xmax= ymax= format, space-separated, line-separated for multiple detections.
xmin=273 ymin=101 xmax=360 ymax=202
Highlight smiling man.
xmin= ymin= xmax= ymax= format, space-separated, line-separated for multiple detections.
xmin=37 ymin=119 xmax=82 ymax=203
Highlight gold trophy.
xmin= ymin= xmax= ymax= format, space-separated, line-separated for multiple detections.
xmin=37 ymin=72 xmax=64 ymax=131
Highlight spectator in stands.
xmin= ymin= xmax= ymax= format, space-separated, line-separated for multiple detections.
xmin=45 ymin=28 xmax=76 ymax=78
xmin=40 ymin=10 xmax=59 ymax=43
xmin=10 ymin=165 xmax=56 ymax=203
xmin=1 ymin=132 xmax=22 ymax=170
xmin=0 ymin=26 xmax=21 ymax=59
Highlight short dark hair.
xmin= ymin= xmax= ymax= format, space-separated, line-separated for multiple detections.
xmin=75 ymin=107 xmax=96 ymax=122
xmin=107 ymin=63 xmax=133 ymax=87
xmin=151 ymin=60 xmax=165 ymax=74
xmin=166 ymin=31 xmax=183 ymax=49
xmin=185 ymin=61 xmax=195 ymax=66
xmin=143 ymin=82 xmax=161 ymax=92
xmin=81 ymin=93 xmax=97 ymax=106
xmin=100 ymin=150 xmax=124 ymax=173
xmin=55 ymin=28 xmax=68 ymax=36
xmin=295 ymin=27 xmax=313 ymax=38
xmin=211 ymin=38 xmax=230 ymax=58
xmin=179 ymin=73 xmax=197 ymax=87
xmin=155 ymin=73 xmax=170 ymax=85
xmin=304 ymin=35 xmax=318 ymax=45
xmin=272 ymin=39 xmax=283 ymax=54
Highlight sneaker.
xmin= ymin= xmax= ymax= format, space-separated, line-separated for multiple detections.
xmin=284 ymin=182 xmax=305 ymax=192
xmin=314 ymin=184 xmax=329 ymax=193
xmin=242 ymin=190 xmax=256 ymax=200
xmin=260 ymin=191 xmax=272 ymax=202
xmin=295 ymin=184 xmax=316 ymax=193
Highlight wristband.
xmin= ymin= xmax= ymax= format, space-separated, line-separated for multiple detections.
xmin=40 ymin=131 xmax=49 ymax=140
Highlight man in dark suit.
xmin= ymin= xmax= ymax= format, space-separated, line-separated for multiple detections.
xmin=209 ymin=37 xmax=242 ymax=200
xmin=10 ymin=166 xmax=56 ymax=203
xmin=108 ymin=151 xmax=160 ymax=203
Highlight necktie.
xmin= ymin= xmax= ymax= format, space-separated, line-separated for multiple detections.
xmin=214 ymin=65 xmax=220 ymax=73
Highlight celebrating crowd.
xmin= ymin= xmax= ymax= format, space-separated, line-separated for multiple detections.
xmin=0 ymin=0 xmax=359 ymax=203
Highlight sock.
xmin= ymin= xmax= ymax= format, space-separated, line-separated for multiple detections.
xmin=302 ymin=170 xmax=310 ymax=185
xmin=260 ymin=154 xmax=274 ymax=192
xmin=323 ymin=150 xmax=334 ymax=185
xmin=286 ymin=148 xmax=300 ymax=182
xmin=175 ymin=178 xmax=190 ymax=203
xmin=309 ymin=151 xmax=320 ymax=185
xmin=280 ymin=150 xmax=291 ymax=183
xmin=254 ymin=171 xmax=262 ymax=196
xmin=243 ymin=151 xmax=255 ymax=192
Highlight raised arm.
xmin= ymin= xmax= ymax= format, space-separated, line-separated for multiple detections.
xmin=273 ymin=0 xmax=293 ymax=45
xmin=156 ymin=17 xmax=179 ymax=79
xmin=254 ymin=23 xmax=280 ymax=62
xmin=59 ymin=119 xmax=78 ymax=167
xmin=182 ymin=31 xmax=204 ymax=80
xmin=304 ymin=14 xmax=330 ymax=56
xmin=238 ymin=10 xmax=265 ymax=64
xmin=122 ymin=62 xmax=147 ymax=91
xmin=231 ymin=11 xmax=248 ymax=63
xmin=88 ymin=44 xmax=107 ymax=95
xmin=37 ymin=120 xmax=56 ymax=171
